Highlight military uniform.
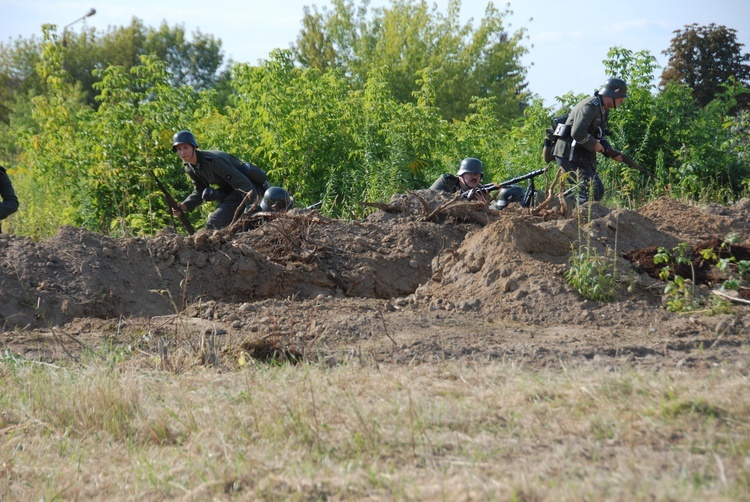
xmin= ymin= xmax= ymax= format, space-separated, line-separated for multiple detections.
xmin=0 ymin=165 xmax=19 ymax=232
xmin=429 ymin=174 xmax=461 ymax=193
xmin=552 ymin=94 xmax=608 ymax=203
xmin=182 ymin=150 xmax=261 ymax=230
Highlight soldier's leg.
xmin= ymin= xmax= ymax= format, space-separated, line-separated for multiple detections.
xmin=555 ymin=156 xmax=587 ymax=204
xmin=556 ymin=157 xmax=603 ymax=204
xmin=206 ymin=191 xmax=244 ymax=230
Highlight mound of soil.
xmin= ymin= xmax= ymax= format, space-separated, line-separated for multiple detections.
xmin=2 ymin=192 xmax=748 ymax=369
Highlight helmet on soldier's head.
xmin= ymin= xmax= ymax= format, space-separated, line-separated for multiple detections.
xmin=172 ymin=130 xmax=199 ymax=151
xmin=457 ymin=158 xmax=484 ymax=177
xmin=261 ymin=187 xmax=295 ymax=212
xmin=495 ymin=185 xmax=524 ymax=209
xmin=598 ymin=78 xmax=628 ymax=99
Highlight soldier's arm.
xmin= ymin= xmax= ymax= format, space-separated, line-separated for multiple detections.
xmin=213 ymin=156 xmax=255 ymax=194
xmin=182 ymin=169 xmax=207 ymax=211
xmin=569 ymin=105 xmax=599 ymax=151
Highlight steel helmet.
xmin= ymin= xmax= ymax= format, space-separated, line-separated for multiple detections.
xmin=598 ymin=78 xmax=628 ymax=99
xmin=495 ymin=185 xmax=525 ymax=209
xmin=457 ymin=157 xmax=484 ymax=177
xmin=172 ymin=130 xmax=199 ymax=151
xmin=260 ymin=187 xmax=295 ymax=212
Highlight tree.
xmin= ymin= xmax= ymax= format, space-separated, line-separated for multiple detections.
xmin=143 ymin=21 xmax=225 ymax=90
xmin=660 ymin=23 xmax=750 ymax=107
xmin=291 ymin=0 xmax=529 ymax=123
xmin=0 ymin=19 xmax=225 ymax=115
xmin=0 ymin=36 xmax=44 ymax=124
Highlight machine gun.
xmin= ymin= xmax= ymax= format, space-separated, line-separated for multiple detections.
xmin=461 ymin=167 xmax=549 ymax=208
xmin=150 ymin=170 xmax=196 ymax=235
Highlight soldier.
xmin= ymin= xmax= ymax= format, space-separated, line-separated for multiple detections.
xmin=260 ymin=187 xmax=295 ymax=212
xmin=0 ymin=165 xmax=19 ymax=233
xmin=552 ymin=77 xmax=627 ymax=204
xmin=170 ymin=130 xmax=268 ymax=230
xmin=430 ymin=157 xmax=485 ymax=199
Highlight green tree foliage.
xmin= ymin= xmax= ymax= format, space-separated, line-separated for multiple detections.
xmin=222 ymin=51 xmax=454 ymax=217
xmin=3 ymin=17 xmax=749 ymax=239
xmin=600 ymin=47 xmax=750 ymax=205
xmin=291 ymin=0 xmax=529 ymax=122
xmin=0 ymin=36 xmax=44 ymax=125
xmin=0 ymin=18 xmax=225 ymax=118
xmin=660 ymin=23 xmax=750 ymax=107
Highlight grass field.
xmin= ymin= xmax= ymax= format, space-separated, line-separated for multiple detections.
xmin=2 ymin=347 xmax=749 ymax=501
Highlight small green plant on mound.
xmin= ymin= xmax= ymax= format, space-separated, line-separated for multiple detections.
xmin=704 ymin=233 xmax=750 ymax=293
xmin=566 ymin=244 xmax=615 ymax=302
xmin=654 ymin=242 xmax=703 ymax=312
xmin=565 ymin=184 xmax=616 ymax=303
xmin=655 ymin=236 xmax=745 ymax=314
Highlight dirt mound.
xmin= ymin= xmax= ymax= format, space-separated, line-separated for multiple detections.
xmin=1 ymin=194 xmax=748 ymax=369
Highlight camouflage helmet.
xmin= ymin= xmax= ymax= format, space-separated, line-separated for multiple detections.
xmin=260 ymin=186 xmax=295 ymax=212
xmin=457 ymin=157 xmax=484 ymax=177
xmin=172 ymin=130 xmax=199 ymax=151
xmin=495 ymin=185 xmax=524 ymax=209
xmin=598 ymin=78 xmax=628 ymax=99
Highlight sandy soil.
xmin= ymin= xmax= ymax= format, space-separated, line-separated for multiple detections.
xmin=1 ymin=191 xmax=749 ymax=371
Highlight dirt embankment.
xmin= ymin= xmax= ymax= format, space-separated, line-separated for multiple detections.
xmin=1 ymin=193 xmax=748 ymax=369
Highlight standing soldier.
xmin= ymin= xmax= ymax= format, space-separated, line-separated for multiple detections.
xmin=552 ymin=77 xmax=628 ymax=204
xmin=170 ymin=130 xmax=268 ymax=230
xmin=0 ymin=165 xmax=19 ymax=233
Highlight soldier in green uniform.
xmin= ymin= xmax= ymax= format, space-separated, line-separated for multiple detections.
xmin=170 ymin=130 xmax=268 ymax=230
xmin=260 ymin=186 xmax=295 ymax=212
xmin=552 ymin=77 xmax=627 ymax=204
xmin=430 ymin=158 xmax=485 ymax=199
xmin=0 ymin=165 xmax=19 ymax=233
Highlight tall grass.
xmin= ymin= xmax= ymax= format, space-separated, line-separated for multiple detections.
xmin=1 ymin=354 xmax=748 ymax=500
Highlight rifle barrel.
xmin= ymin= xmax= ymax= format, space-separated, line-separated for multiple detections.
xmin=461 ymin=167 xmax=548 ymax=199
xmin=496 ymin=167 xmax=548 ymax=187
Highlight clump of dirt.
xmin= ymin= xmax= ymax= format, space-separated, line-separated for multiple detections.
xmin=1 ymin=193 xmax=748 ymax=369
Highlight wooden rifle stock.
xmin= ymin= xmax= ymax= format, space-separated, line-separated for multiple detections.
xmin=150 ymin=170 xmax=196 ymax=235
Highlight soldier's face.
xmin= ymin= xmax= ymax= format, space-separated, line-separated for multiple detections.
xmin=176 ymin=144 xmax=197 ymax=164
xmin=459 ymin=172 xmax=482 ymax=189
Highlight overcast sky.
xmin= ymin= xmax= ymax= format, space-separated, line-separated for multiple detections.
xmin=2 ymin=0 xmax=749 ymax=107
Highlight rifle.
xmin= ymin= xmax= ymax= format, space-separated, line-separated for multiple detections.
xmin=150 ymin=170 xmax=196 ymax=235
xmin=462 ymin=167 xmax=549 ymax=203
xmin=600 ymin=141 xmax=659 ymax=181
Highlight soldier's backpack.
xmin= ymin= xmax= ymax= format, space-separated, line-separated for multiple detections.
xmin=225 ymin=153 xmax=271 ymax=196
xmin=542 ymin=114 xmax=570 ymax=163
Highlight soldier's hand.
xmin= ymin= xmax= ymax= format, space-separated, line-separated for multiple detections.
xmin=172 ymin=203 xmax=187 ymax=216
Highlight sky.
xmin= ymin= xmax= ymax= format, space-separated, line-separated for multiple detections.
xmin=2 ymin=0 xmax=749 ymax=107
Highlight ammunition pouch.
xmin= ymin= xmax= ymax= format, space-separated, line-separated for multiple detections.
xmin=553 ymin=123 xmax=571 ymax=139
xmin=551 ymin=114 xmax=571 ymax=140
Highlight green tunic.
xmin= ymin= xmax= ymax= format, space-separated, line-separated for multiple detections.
xmin=552 ymin=95 xmax=609 ymax=164
xmin=181 ymin=150 xmax=256 ymax=211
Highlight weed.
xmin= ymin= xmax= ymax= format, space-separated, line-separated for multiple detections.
xmin=655 ymin=243 xmax=704 ymax=312
xmin=566 ymin=189 xmax=616 ymax=302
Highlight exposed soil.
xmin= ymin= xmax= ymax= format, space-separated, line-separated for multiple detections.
xmin=2 ymin=191 xmax=749 ymax=370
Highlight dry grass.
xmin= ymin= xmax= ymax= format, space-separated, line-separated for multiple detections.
xmin=1 ymin=348 xmax=749 ymax=501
